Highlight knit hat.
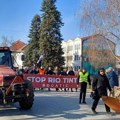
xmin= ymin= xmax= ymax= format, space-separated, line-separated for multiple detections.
xmin=98 ymin=68 xmax=105 ymax=74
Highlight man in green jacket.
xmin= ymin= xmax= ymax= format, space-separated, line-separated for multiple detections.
xmin=77 ymin=68 xmax=91 ymax=104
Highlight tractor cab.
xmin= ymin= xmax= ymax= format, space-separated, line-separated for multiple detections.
xmin=0 ymin=47 xmax=13 ymax=68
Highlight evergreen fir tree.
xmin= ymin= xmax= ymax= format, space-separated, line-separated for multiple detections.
xmin=40 ymin=0 xmax=65 ymax=70
xmin=24 ymin=14 xmax=41 ymax=66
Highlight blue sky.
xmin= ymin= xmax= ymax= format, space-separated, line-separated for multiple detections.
xmin=0 ymin=0 xmax=119 ymax=55
xmin=0 ymin=0 xmax=83 ymax=43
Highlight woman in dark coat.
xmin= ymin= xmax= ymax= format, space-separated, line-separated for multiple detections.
xmin=91 ymin=68 xmax=112 ymax=114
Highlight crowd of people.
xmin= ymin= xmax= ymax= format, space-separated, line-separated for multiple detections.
xmin=15 ymin=65 xmax=119 ymax=114
xmin=15 ymin=65 xmax=78 ymax=92
xmin=76 ymin=67 xmax=119 ymax=114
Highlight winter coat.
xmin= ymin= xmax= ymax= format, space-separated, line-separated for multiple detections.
xmin=107 ymin=71 xmax=119 ymax=88
xmin=46 ymin=70 xmax=54 ymax=75
xmin=60 ymin=71 xmax=67 ymax=76
xmin=39 ymin=69 xmax=45 ymax=75
xmin=68 ymin=70 xmax=75 ymax=75
xmin=92 ymin=74 xmax=111 ymax=96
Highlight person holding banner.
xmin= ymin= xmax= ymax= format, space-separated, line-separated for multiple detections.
xmin=54 ymin=66 xmax=61 ymax=91
xmin=39 ymin=66 xmax=45 ymax=90
xmin=29 ymin=66 xmax=39 ymax=74
xmin=68 ymin=67 xmax=75 ymax=92
xmin=46 ymin=66 xmax=54 ymax=91
xmin=60 ymin=68 xmax=68 ymax=92
xmin=77 ymin=68 xmax=91 ymax=104
xmin=39 ymin=66 xmax=45 ymax=75
xmin=75 ymin=69 xmax=81 ymax=92
xmin=24 ymin=67 xmax=29 ymax=73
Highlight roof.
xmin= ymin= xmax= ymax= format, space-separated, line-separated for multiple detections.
xmin=81 ymin=34 xmax=115 ymax=45
xmin=10 ymin=40 xmax=27 ymax=52
xmin=81 ymin=35 xmax=91 ymax=41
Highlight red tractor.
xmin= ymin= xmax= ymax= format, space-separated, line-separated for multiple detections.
xmin=0 ymin=47 xmax=34 ymax=110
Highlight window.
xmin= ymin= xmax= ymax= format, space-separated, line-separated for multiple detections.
xmin=0 ymin=51 xmax=13 ymax=68
xmin=75 ymin=44 xmax=80 ymax=50
xmin=21 ymin=55 xmax=25 ymax=61
xmin=74 ymin=55 xmax=80 ymax=61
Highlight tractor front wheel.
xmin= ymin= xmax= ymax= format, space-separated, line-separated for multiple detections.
xmin=19 ymin=80 xmax=34 ymax=110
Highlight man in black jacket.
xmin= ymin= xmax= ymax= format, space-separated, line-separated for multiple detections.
xmin=60 ymin=68 xmax=68 ymax=92
xmin=91 ymin=68 xmax=112 ymax=114
xmin=46 ymin=66 xmax=54 ymax=91
xmin=68 ymin=67 xmax=75 ymax=92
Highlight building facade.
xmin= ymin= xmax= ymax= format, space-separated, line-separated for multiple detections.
xmin=62 ymin=35 xmax=116 ymax=73
xmin=82 ymin=35 xmax=115 ymax=74
xmin=62 ymin=37 xmax=82 ymax=71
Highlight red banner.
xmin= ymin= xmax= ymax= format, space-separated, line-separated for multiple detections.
xmin=23 ymin=74 xmax=79 ymax=88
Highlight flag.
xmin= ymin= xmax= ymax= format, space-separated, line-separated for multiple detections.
xmin=37 ymin=51 xmax=45 ymax=64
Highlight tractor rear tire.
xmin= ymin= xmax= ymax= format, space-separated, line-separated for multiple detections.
xmin=19 ymin=80 xmax=34 ymax=110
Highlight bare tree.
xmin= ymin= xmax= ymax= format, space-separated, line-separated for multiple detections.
xmin=0 ymin=36 xmax=14 ymax=47
xmin=86 ymin=35 xmax=115 ymax=70
xmin=79 ymin=0 xmax=120 ymax=38
xmin=77 ymin=0 xmax=120 ymax=69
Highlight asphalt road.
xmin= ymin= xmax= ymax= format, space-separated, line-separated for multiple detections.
xmin=0 ymin=89 xmax=120 ymax=120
